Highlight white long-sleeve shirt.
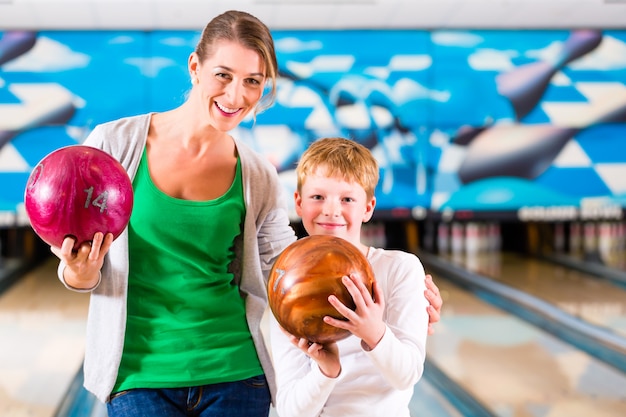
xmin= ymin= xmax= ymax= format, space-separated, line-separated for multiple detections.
xmin=270 ymin=247 xmax=429 ymax=417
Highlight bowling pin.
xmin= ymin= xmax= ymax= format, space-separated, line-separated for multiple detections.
xmin=598 ymin=222 xmax=613 ymax=263
xmin=451 ymin=222 xmax=464 ymax=255
xmin=0 ymin=31 xmax=37 ymax=66
xmin=1 ymin=32 xmax=76 ymax=151
xmin=437 ymin=222 xmax=449 ymax=254
xmin=465 ymin=222 xmax=480 ymax=255
xmin=496 ymin=30 xmax=603 ymax=121
xmin=362 ymin=223 xmax=373 ymax=247
xmin=583 ymin=222 xmax=598 ymax=256
xmin=569 ymin=221 xmax=581 ymax=254
xmin=619 ymin=222 xmax=626 ymax=268
xmin=451 ymin=30 xmax=603 ymax=148
xmin=610 ymin=222 xmax=618 ymax=253
xmin=375 ymin=222 xmax=387 ymax=249
xmin=554 ymin=222 xmax=565 ymax=253
xmin=464 ymin=223 xmax=480 ymax=271
xmin=452 ymin=125 xmax=489 ymax=146
xmin=479 ymin=222 xmax=490 ymax=253
xmin=489 ymin=222 xmax=501 ymax=252
xmin=458 ymin=83 xmax=626 ymax=184
xmin=362 ymin=222 xmax=386 ymax=248
xmin=422 ymin=220 xmax=435 ymax=253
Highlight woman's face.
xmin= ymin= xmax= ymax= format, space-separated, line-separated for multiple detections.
xmin=189 ymin=39 xmax=265 ymax=131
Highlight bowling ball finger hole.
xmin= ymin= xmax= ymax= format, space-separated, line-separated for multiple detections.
xmin=26 ymin=164 xmax=43 ymax=189
xmin=64 ymin=234 xmax=85 ymax=251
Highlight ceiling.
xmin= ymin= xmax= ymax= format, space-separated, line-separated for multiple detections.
xmin=0 ymin=0 xmax=625 ymax=31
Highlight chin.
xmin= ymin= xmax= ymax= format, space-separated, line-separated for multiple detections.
xmin=316 ymin=228 xmax=345 ymax=239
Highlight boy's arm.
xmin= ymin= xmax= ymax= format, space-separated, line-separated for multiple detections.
xmin=269 ymin=314 xmax=338 ymax=417
xmin=364 ymin=252 xmax=429 ymax=390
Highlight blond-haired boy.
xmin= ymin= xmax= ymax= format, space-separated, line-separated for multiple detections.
xmin=270 ymin=137 xmax=431 ymax=417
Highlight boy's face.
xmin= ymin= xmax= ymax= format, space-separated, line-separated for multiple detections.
xmin=295 ymin=167 xmax=376 ymax=246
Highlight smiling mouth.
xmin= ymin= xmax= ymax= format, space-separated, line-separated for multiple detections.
xmin=318 ymin=222 xmax=345 ymax=228
xmin=215 ymin=101 xmax=241 ymax=115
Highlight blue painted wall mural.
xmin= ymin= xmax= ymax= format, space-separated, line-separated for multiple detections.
xmin=1 ymin=29 xmax=626 ymax=226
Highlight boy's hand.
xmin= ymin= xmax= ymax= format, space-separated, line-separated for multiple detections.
xmin=325 ymin=274 xmax=386 ymax=350
xmin=282 ymin=328 xmax=341 ymax=378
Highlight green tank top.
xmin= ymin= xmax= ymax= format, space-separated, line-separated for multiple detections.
xmin=113 ymin=149 xmax=262 ymax=392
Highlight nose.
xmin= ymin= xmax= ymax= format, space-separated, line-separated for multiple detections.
xmin=322 ymin=199 xmax=340 ymax=217
xmin=224 ymin=81 xmax=243 ymax=103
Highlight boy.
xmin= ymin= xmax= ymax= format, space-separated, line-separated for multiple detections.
xmin=269 ymin=137 xmax=430 ymax=417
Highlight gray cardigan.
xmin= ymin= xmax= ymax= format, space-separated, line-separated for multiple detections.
xmin=58 ymin=113 xmax=296 ymax=403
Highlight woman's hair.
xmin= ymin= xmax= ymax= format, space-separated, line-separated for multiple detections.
xmin=296 ymin=137 xmax=380 ymax=199
xmin=195 ymin=10 xmax=278 ymax=114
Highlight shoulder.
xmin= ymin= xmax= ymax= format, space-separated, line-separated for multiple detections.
xmin=368 ymin=247 xmax=425 ymax=276
xmin=85 ymin=113 xmax=150 ymax=172
xmin=234 ymin=138 xmax=280 ymax=177
xmin=93 ymin=113 xmax=150 ymax=133
xmin=368 ymin=247 xmax=426 ymax=292
xmin=368 ymin=246 xmax=422 ymax=266
xmin=87 ymin=113 xmax=150 ymax=149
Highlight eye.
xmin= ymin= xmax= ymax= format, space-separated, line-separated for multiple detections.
xmin=246 ymin=78 xmax=262 ymax=86
xmin=342 ymin=197 xmax=355 ymax=203
xmin=311 ymin=195 xmax=323 ymax=200
xmin=216 ymin=72 xmax=231 ymax=80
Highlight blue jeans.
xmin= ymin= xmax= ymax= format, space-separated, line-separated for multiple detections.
xmin=106 ymin=375 xmax=271 ymax=417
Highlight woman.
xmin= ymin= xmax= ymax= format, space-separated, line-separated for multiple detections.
xmin=51 ymin=10 xmax=443 ymax=417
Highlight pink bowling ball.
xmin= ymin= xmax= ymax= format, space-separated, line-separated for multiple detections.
xmin=24 ymin=145 xmax=133 ymax=250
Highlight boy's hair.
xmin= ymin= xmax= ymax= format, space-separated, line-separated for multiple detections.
xmin=296 ymin=137 xmax=379 ymax=199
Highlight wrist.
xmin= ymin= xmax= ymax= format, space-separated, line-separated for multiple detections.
xmin=319 ymin=363 xmax=341 ymax=379
xmin=63 ymin=267 xmax=102 ymax=292
xmin=362 ymin=326 xmax=386 ymax=351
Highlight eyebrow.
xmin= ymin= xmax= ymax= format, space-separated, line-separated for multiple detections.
xmin=215 ymin=65 xmax=265 ymax=78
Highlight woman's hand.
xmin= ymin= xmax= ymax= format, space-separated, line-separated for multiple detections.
xmin=50 ymin=232 xmax=113 ymax=290
xmin=424 ymin=274 xmax=443 ymax=335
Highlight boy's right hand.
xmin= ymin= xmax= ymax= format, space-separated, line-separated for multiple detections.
xmin=50 ymin=232 xmax=113 ymax=290
xmin=283 ymin=330 xmax=342 ymax=379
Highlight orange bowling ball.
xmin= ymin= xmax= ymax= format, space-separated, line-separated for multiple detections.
xmin=267 ymin=234 xmax=375 ymax=344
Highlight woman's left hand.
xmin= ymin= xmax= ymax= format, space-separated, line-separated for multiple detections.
xmin=424 ymin=274 xmax=443 ymax=335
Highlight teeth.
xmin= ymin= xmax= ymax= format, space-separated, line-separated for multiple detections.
xmin=216 ymin=102 xmax=239 ymax=114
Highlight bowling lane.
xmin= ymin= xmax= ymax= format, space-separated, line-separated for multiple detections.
xmin=600 ymin=251 xmax=626 ymax=273
xmin=443 ymin=251 xmax=626 ymax=339
xmin=0 ymin=256 xmax=89 ymax=417
xmin=427 ymin=277 xmax=626 ymax=417
xmin=409 ymin=377 xmax=465 ymax=417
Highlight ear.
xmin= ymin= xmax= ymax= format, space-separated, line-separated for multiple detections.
xmin=188 ymin=52 xmax=199 ymax=78
xmin=294 ymin=190 xmax=303 ymax=217
xmin=363 ymin=196 xmax=376 ymax=223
